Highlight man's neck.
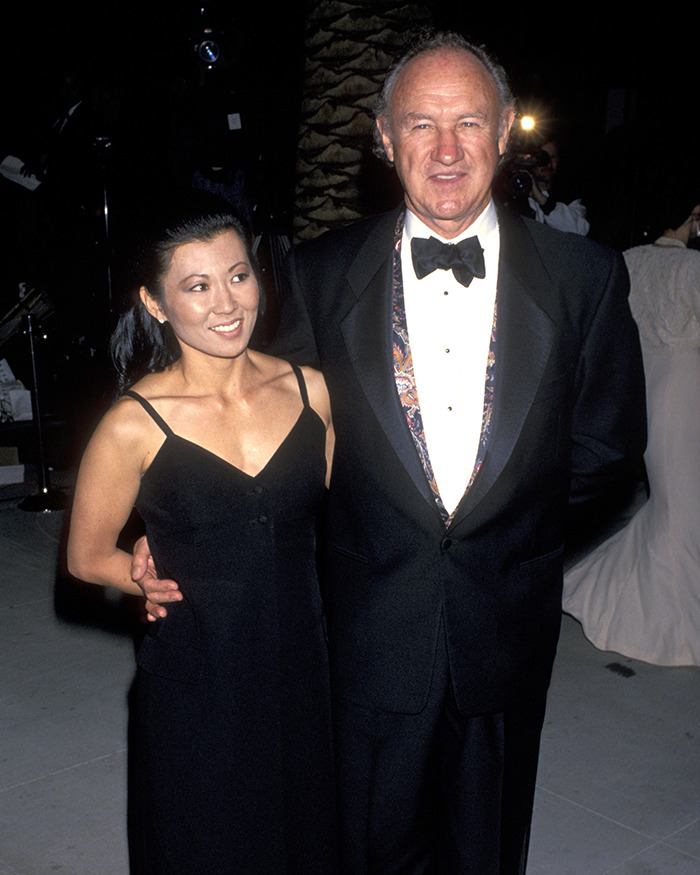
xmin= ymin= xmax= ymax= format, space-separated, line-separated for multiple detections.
xmin=404 ymin=200 xmax=493 ymax=241
xmin=405 ymin=200 xmax=497 ymax=244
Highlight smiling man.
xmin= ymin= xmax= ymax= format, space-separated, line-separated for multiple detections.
xmin=375 ymin=43 xmax=513 ymax=237
xmin=269 ymin=29 xmax=645 ymax=873
xmin=135 ymin=28 xmax=647 ymax=875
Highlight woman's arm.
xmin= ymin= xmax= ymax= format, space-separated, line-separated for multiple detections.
xmin=67 ymin=400 xmax=153 ymax=595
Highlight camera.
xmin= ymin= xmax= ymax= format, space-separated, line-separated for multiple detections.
xmin=496 ymin=149 xmax=551 ymax=203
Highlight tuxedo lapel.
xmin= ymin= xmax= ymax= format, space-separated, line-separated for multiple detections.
xmin=339 ymin=212 xmax=439 ymax=514
xmin=450 ymin=212 xmax=556 ymax=528
xmin=336 ymin=208 xmax=558 ymax=527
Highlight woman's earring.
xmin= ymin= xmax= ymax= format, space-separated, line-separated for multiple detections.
xmin=158 ymin=317 xmax=165 ymax=324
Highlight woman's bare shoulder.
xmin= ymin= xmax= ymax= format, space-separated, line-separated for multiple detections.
xmin=297 ymin=365 xmax=331 ymax=425
xmin=94 ymin=375 xmax=169 ymax=450
xmin=297 ymin=363 xmax=327 ymax=394
xmin=245 ymin=351 xmax=326 ymax=403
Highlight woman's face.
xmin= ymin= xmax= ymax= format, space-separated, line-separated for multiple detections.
xmin=142 ymin=229 xmax=259 ymax=361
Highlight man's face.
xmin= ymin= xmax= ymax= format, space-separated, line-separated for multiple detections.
xmin=377 ymin=47 xmax=513 ymax=239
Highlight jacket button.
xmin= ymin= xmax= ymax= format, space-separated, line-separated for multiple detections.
xmin=441 ymin=537 xmax=453 ymax=550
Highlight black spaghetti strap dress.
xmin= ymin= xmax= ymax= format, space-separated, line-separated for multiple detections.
xmin=124 ymin=365 xmax=338 ymax=873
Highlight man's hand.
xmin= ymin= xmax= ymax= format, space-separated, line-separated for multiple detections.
xmin=131 ymin=535 xmax=182 ymax=621
xmin=529 ymin=176 xmax=548 ymax=206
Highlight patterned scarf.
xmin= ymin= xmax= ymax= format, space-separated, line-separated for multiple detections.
xmin=391 ymin=210 xmax=497 ymax=525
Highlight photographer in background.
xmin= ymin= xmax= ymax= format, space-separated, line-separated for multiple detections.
xmin=497 ymin=127 xmax=590 ymax=235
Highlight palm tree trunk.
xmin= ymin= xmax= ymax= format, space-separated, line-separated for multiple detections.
xmin=294 ymin=1 xmax=431 ymax=241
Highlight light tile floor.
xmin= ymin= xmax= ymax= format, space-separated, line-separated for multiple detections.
xmin=1 ymin=481 xmax=699 ymax=874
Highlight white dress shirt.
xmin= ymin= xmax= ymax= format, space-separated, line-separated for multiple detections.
xmin=401 ymin=201 xmax=500 ymax=514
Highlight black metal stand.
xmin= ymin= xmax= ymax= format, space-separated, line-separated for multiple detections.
xmin=94 ymin=136 xmax=114 ymax=324
xmin=18 ymin=312 xmax=64 ymax=512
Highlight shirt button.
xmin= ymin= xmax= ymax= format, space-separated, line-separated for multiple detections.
xmin=447 ymin=406 xmax=453 ymax=412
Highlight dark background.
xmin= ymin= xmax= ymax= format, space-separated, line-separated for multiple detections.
xmin=2 ymin=2 xmax=697 ymax=244
xmin=0 ymin=2 xmax=696 ymax=459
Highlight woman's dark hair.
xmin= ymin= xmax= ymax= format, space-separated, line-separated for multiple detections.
xmin=110 ymin=191 xmax=263 ymax=392
xmin=648 ymin=198 xmax=698 ymax=240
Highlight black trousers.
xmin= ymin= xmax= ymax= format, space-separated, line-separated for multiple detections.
xmin=332 ymin=621 xmax=548 ymax=874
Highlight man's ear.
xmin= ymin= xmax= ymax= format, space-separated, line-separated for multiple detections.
xmin=498 ymin=108 xmax=516 ymax=157
xmin=376 ymin=116 xmax=394 ymax=164
xmin=139 ymin=286 xmax=165 ymax=323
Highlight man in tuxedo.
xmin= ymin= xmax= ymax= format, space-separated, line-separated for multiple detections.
xmin=136 ymin=30 xmax=646 ymax=874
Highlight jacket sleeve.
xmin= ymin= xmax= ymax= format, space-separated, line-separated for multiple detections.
xmin=265 ymin=247 xmax=322 ymax=369
xmin=567 ymin=249 xmax=647 ymax=535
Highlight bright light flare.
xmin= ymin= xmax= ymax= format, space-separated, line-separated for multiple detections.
xmin=520 ymin=115 xmax=536 ymax=132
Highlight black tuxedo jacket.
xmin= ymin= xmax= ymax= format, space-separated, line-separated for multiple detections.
xmin=273 ymin=205 xmax=646 ymax=716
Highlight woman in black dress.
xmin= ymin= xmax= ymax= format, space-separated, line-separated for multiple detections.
xmin=67 ymin=196 xmax=337 ymax=872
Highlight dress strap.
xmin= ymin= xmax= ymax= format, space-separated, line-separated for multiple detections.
xmin=290 ymin=363 xmax=310 ymax=407
xmin=123 ymin=390 xmax=173 ymax=437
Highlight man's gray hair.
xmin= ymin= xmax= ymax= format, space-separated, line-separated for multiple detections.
xmin=372 ymin=29 xmax=515 ymax=164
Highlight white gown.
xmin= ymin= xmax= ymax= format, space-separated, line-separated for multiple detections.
xmin=563 ymin=236 xmax=700 ymax=666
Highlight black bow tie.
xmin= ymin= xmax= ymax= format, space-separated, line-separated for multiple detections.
xmin=411 ymin=235 xmax=486 ymax=287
